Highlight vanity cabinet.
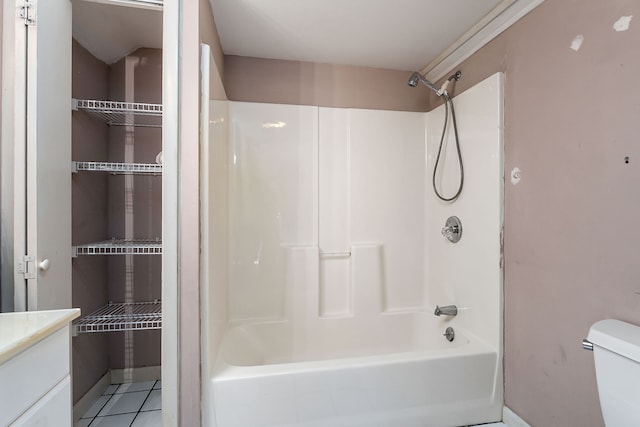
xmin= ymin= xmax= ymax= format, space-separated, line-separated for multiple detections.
xmin=0 ymin=309 xmax=79 ymax=426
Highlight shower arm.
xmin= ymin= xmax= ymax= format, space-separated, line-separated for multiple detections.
xmin=408 ymin=72 xmax=440 ymax=95
xmin=407 ymin=71 xmax=461 ymax=97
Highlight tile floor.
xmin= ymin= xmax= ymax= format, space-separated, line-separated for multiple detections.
xmin=76 ymin=380 xmax=161 ymax=427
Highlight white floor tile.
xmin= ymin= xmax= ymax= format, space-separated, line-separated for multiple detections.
xmin=479 ymin=424 xmax=506 ymax=426
xmin=153 ymin=380 xmax=161 ymax=390
xmin=132 ymin=410 xmax=162 ymax=427
xmin=98 ymin=391 xmax=149 ymax=416
xmin=116 ymin=381 xmax=156 ymax=394
xmin=102 ymin=384 xmax=119 ymax=395
xmin=81 ymin=395 xmax=110 ymax=419
xmin=75 ymin=419 xmax=92 ymax=427
xmin=141 ymin=389 xmax=162 ymax=411
xmin=89 ymin=413 xmax=136 ymax=426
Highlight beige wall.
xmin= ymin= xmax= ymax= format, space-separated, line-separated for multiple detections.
xmin=200 ymin=0 xmax=224 ymax=83
xmin=71 ymin=39 xmax=110 ymax=403
xmin=224 ymin=55 xmax=429 ymax=111
xmin=433 ymin=1 xmax=640 ymax=425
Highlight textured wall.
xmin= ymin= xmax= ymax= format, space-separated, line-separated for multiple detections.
xmin=224 ymin=55 xmax=430 ymax=112
xmin=430 ymin=1 xmax=640 ymax=425
xmin=71 ymin=39 xmax=110 ymax=403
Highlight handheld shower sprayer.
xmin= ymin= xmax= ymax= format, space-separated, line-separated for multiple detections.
xmin=437 ymin=71 xmax=462 ymax=96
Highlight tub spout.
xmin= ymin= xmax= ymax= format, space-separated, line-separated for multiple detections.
xmin=434 ymin=305 xmax=458 ymax=317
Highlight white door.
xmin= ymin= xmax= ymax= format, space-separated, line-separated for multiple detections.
xmin=3 ymin=0 xmax=72 ymax=311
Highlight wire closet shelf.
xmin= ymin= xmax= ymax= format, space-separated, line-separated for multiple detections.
xmin=73 ymin=301 xmax=162 ymax=335
xmin=72 ymin=99 xmax=163 ymax=127
xmin=72 ymin=161 xmax=163 ymax=175
xmin=72 ymin=238 xmax=162 ymax=257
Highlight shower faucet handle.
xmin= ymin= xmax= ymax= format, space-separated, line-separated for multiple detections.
xmin=441 ymin=224 xmax=459 ymax=237
xmin=441 ymin=216 xmax=462 ymax=243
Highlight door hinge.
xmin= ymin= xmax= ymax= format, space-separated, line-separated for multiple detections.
xmin=17 ymin=255 xmax=37 ymax=280
xmin=19 ymin=1 xmax=36 ymax=26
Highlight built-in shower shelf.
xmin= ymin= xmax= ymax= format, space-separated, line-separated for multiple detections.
xmin=72 ymin=99 xmax=162 ymax=127
xmin=73 ymin=301 xmax=162 ymax=335
xmin=72 ymin=161 xmax=162 ymax=175
xmin=72 ymin=238 xmax=162 ymax=257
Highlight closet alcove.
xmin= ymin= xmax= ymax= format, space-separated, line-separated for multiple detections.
xmin=70 ymin=0 xmax=163 ymax=416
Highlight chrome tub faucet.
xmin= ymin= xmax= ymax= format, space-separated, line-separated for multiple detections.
xmin=434 ymin=305 xmax=458 ymax=317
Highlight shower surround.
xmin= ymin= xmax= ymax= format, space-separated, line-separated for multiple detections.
xmin=203 ymin=73 xmax=504 ymax=427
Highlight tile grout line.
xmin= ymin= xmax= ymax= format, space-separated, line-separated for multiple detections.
xmin=82 ymin=383 xmax=120 ymax=425
xmin=129 ymin=382 xmax=156 ymax=426
xmin=83 ymin=388 xmax=114 ymax=426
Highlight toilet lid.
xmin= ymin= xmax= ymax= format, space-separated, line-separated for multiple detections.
xmin=588 ymin=319 xmax=640 ymax=363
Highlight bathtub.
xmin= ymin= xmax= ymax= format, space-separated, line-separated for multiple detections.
xmin=211 ymin=312 xmax=502 ymax=427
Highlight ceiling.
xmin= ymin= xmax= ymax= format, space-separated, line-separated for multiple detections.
xmin=210 ymin=0 xmax=503 ymax=72
xmin=73 ymin=1 xmax=162 ymax=65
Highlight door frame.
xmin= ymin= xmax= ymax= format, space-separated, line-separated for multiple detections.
xmin=163 ymin=0 xmax=202 ymax=424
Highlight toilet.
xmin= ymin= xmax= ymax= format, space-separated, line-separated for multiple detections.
xmin=587 ymin=319 xmax=640 ymax=425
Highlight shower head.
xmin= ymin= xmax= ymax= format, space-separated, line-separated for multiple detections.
xmin=407 ymin=72 xmax=421 ymax=87
xmin=407 ymin=71 xmax=441 ymax=96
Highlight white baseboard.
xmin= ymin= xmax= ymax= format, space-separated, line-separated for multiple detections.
xmin=73 ymin=372 xmax=111 ymax=424
xmin=110 ymin=365 xmax=161 ymax=384
xmin=503 ymin=406 xmax=531 ymax=427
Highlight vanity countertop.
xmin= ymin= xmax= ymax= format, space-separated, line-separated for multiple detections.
xmin=0 ymin=309 xmax=80 ymax=365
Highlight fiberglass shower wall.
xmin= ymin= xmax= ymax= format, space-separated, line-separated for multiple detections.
xmin=425 ymin=73 xmax=504 ymax=349
xmin=227 ymin=73 xmax=503 ymax=342
xmin=228 ymin=103 xmax=427 ymax=322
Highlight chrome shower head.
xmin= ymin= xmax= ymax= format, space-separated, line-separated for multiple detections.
xmin=407 ymin=71 xmax=440 ymax=95
xmin=408 ymin=72 xmax=421 ymax=87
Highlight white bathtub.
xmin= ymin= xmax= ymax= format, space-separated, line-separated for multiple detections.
xmin=211 ymin=312 xmax=502 ymax=427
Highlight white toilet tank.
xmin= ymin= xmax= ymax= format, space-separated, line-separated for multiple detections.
xmin=587 ymin=319 xmax=640 ymax=426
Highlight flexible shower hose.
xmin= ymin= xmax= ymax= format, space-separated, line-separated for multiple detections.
xmin=432 ymin=93 xmax=463 ymax=202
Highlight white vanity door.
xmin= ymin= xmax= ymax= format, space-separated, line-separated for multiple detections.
xmin=0 ymin=326 xmax=70 ymax=426
xmin=10 ymin=377 xmax=72 ymax=427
